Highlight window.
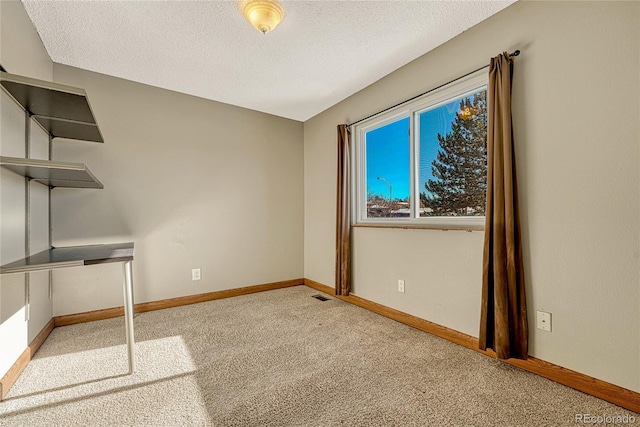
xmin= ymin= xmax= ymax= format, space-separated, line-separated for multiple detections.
xmin=354 ymin=70 xmax=488 ymax=228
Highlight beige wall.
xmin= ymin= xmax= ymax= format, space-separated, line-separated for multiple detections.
xmin=50 ymin=65 xmax=304 ymax=315
xmin=304 ymin=1 xmax=640 ymax=392
xmin=0 ymin=0 xmax=54 ymax=378
xmin=0 ymin=0 xmax=52 ymax=81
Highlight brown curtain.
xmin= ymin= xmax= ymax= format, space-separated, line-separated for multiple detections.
xmin=335 ymin=124 xmax=351 ymax=296
xmin=479 ymin=52 xmax=528 ymax=360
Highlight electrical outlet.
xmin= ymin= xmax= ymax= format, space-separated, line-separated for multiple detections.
xmin=192 ymin=268 xmax=201 ymax=281
xmin=398 ymin=279 xmax=405 ymax=293
xmin=536 ymin=310 xmax=551 ymax=332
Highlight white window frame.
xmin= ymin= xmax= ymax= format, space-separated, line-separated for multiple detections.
xmin=352 ymin=69 xmax=488 ymax=229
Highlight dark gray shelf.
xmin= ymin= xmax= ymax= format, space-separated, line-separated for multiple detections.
xmin=0 ymin=156 xmax=103 ymax=189
xmin=0 ymin=243 xmax=134 ymax=275
xmin=1 ymin=71 xmax=104 ymax=143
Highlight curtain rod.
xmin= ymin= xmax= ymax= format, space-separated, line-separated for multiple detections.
xmin=346 ymin=50 xmax=520 ymax=128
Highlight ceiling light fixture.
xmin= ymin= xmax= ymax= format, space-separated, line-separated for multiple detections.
xmin=242 ymin=0 xmax=284 ymax=34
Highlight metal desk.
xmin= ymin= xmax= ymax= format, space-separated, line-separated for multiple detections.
xmin=0 ymin=242 xmax=136 ymax=373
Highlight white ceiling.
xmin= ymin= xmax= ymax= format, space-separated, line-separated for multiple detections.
xmin=22 ymin=0 xmax=515 ymax=122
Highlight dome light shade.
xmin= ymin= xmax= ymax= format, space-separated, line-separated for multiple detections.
xmin=242 ymin=0 xmax=284 ymax=34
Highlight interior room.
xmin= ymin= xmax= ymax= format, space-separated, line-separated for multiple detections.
xmin=0 ymin=0 xmax=638 ymax=424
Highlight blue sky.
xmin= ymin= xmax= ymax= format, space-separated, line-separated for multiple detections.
xmin=366 ymin=98 xmax=461 ymax=200
xmin=366 ymin=117 xmax=410 ymax=200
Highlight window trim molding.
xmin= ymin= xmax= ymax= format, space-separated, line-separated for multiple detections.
xmin=352 ymin=69 xmax=489 ymax=229
xmin=352 ymin=223 xmax=483 ymax=232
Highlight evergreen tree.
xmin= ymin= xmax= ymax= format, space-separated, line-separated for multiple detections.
xmin=422 ymin=92 xmax=487 ymax=216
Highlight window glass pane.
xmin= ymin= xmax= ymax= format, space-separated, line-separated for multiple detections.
xmin=365 ymin=117 xmax=410 ymax=218
xmin=419 ymin=89 xmax=487 ymax=217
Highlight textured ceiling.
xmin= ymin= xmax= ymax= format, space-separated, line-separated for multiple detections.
xmin=22 ymin=0 xmax=515 ymax=122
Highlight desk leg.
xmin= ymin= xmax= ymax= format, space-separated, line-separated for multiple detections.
xmin=123 ymin=260 xmax=135 ymax=373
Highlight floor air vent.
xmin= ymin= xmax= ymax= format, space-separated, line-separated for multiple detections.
xmin=311 ymin=294 xmax=330 ymax=301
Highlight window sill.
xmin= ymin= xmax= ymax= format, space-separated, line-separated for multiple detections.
xmin=352 ymin=223 xmax=484 ymax=232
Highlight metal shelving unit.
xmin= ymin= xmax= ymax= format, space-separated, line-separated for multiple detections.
xmin=0 ymin=70 xmax=136 ymax=380
xmin=0 ymin=71 xmax=104 ymax=142
xmin=0 ymin=71 xmax=105 ymax=188
xmin=0 ymin=243 xmax=134 ymax=275
xmin=0 ymin=156 xmax=103 ymax=189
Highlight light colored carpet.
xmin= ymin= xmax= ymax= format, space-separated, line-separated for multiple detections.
xmin=0 ymin=285 xmax=635 ymax=426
